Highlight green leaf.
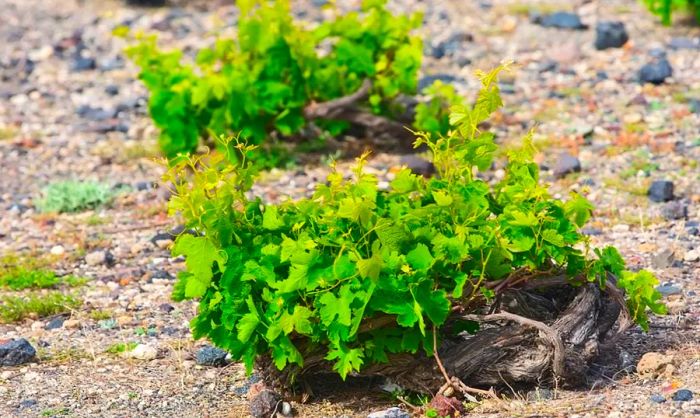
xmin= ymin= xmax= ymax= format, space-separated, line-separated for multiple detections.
xmin=406 ymin=243 xmax=434 ymax=270
xmin=357 ymin=252 xmax=382 ymax=281
xmin=413 ymin=281 xmax=450 ymax=326
xmin=318 ymin=286 xmax=353 ymax=327
xmin=432 ymin=190 xmax=453 ymax=206
xmin=262 ymin=206 xmax=285 ymax=230
xmin=279 ymin=306 xmax=314 ymax=335
xmin=391 ymin=168 xmax=419 ymax=193
xmin=541 ymin=229 xmax=565 ymax=247
xmin=236 ymin=312 xmax=259 ymax=342
xmin=565 ymin=193 xmax=594 ymax=227
xmin=172 ymin=235 xmax=226 ymax=299
xmin=326 ymin=343 xmax=364 ymax=380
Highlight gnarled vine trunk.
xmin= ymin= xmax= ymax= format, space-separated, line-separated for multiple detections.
xmin=258 ymin=279 xmax=630 ymax=395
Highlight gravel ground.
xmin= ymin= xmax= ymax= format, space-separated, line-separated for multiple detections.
xmin=0 ymin=0 xmax=699 ymax=417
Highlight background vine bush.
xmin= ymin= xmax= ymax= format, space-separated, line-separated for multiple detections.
xmin=165 ymin=64 xmax=666 ymax=380
xmin=642 ymin=0 xmax=700 ymax=25
xmin=124 ymin=0 xmax=441 ymax=164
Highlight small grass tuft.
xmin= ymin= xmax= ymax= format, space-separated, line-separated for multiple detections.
xmin=105 ymin=342 xmax=138 ymax=354
xmin=89 ymin=309 xmax=113 ymax=321
xmin=0 ymin=254 xmax=87 ymax=290
xmin=0 ymin=292 xmax=82 ymax=323
xmin=35 ymin=180 xmax=116 ymax=214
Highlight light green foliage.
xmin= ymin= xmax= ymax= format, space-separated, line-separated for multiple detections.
xmin=35 ymin=180 xmax=115 ymax=213
xmin=0 ymin=255 xmax=86 ymax=290
xmin=105 ymin=342 xmax=138 ymax=354
xmin=165 ymin=64 xmax=665 ymax=379
xmin=413 ymin=81 xmax=464 ymax=136
xmin=642 ymin=0 xmax=700 ymax=24
xmin=0 ymin=292 xmax=82 ymax=323
xmin=123 ymin=0 xmax=423 ymax=164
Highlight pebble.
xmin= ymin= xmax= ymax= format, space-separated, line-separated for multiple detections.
xmin=127 ymin=344 xmax=158 ymax=361
xmin=50 ymin=245 xmax=65 ymax=255
xmin=71 ymin=56 xmax=97 ymax=72
xmin=637 ymin=352 xmax=675 ymax=378
xmin=280 ymin=401 xmax=292 ymax=416
xmin=639 ymin=57 xmax=673 ymax=85
xmin=0 ymin=339 xmax=37 ymax=366
xmin=44 ymin=316 xmax=66 ymax=330
xmin=651 ymin=249 xmax=675 ymax=269
xmin=650 ymin=394 xmax=666 ymax=403
xmin=648 ymin=180 xmax=674 ymax=202
xmin=399 ymin=154 xmax=435 ymax=176
xmin=672 ymin=389 xmax=693 ymax=402
xmin=552 ymin=152 xmax=581 ymax=178
xmin=249 ymin=390 xmax=281 ymax=418
xmin=656 ymin=283 xmax=683 ymax=296
xmin=367 ymin=407 xmax=410 ymax=418
xmin=63 ymin=319 xmax=81 ymax=329
xmin=595 ymin=21 xmax=628 ymax=50
xmin=85 ymin=250 xmax=108 ymax=266
xmin=534 ymin=12 xmax=587 ymax=30
xmin=195 ymin=345 xmax=228 ymax=367
xmin=661 ymin=201 xmax=688 ymax=220
xmin=685 ymin=248 xmax=700 ymax=262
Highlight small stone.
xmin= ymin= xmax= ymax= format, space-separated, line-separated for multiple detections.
xmin=196 ymin=345 xmax=228 ymax=367
xmin=50 ymin=245 xmax=65 ymax=256
xmin=661 ymin=201 xmax=687 ymax=220
xmin=650 ymin=394 xmax=666 ymax=403
xmin=669 ymin=37 xmax=700 ymax=50
xmin=552 ymin=152 xmax=581 ymax=178
xmin=431 ymin=30 xmax=473 ymax=58
xmin=595 ymin=21 xmax=628 ymax=50
xmin=535 ymin=12 xmax=587 ymax=30
xmin=128 ymin=344 xmax=158 ymax=361
xmin=249 ymin=390 xmax=281 ymax=418
xmin=640 ymin=58 xmax=673 ymax=85
xmin=367 ymin=407 xmax=410 ymax=418
xmin=637 ymin=352 xmax=674 ymax=378
xmin=85 ymin=250 xmax=107 ymax=266
xmin=684 ymin=248 xmax=700 ymax=262
xmin=44 ymin=316 xmax=66 ymax=330
xmin=71 ymin=56 xmax=96 ymax=72
xmin=125 ymin=0 xmax=166 ymax=6
xmin=19 ymin=399 xmax=38 ymax=409
xmin=0 ymin=339 xmax=37 ymax=366
xmin=648 ymin=180 xmax=674 ymax=202
xmin=63 ymin=319 xmax=81 ymax=329
xmin=159 ymin=303 xmax=175 ymax=313
xmin=105 ymin=85 xmax=120 ymax=96
xmin=619 ymin=350 xmax=635 ymax=372
xmin=280 ymin=401 xmax=292 ymax=416
xmin=656 ymin=283 xmax=682 ymax=296
xmin=672 ymin=389 xmax=693 ymax=402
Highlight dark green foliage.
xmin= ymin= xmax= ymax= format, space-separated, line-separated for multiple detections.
xmin=642 ymin=0 xmax=700 ymax=25
xmin=124 ymin=0 xmax=424 ymax=164
xmin=164 ymin=64 xmax=665 ymax=379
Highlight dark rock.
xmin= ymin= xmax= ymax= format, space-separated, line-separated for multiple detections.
xmin=44 ymin=316 xmax=66 ymax=330
xmin=526 ymin=388 xmax=554 ymax=401
xmin=76 ymin=105 xmax=115 ymax=121
xmin=536 ymin=12 xmax=587 ymax=30
xmin=656 ymin=283 xmax=682 ymax=296
xmin=105 ymin=85 xmax=120 ymax=96
xmin=661 ymin=201 xmax=688 ymax=220
xmin=648 ymin=180 xmax=674 ymax=202
xmin=150 ymin=231 xmax=175 ymax=244
xmin=669 ymin=37 xmax=700 ymax=50
xmin=639 ymin=58 xmax=673 ymax=85
xmin=99 ymin=57 xmax=125 ymax=72
xmin=581 ymin=227 xmax=603 ymax=236
xmin=431 ymin=30 xmax=473 ymax=58
xmin=135 ymin=181 xmax=154 ymax=191
xmin=537 ymin=60 xmax=558 ymax=73
xmin=418 ymin=74 xmax=459 ymax=91
xmin=595 ymin=21 xmax=628 ymax=50
xmin=196 ymin=345 xmax=228 ymax=367
xmin=126 ymin=0 xmax=166 ymax=6
xmin=311 ymin=0 xmax=328 ymax=7
xmin=499 ymin=82 xmax=516 ymax=95
xmin=150 ymin=270 xmax=173 ymax=280
xmin=650 ymin=394 xmax=666 ymax=404
xmin=19 ymin=399 xmax=38 ymax=409
xmin=672 ymin=389 xmax=693 ymax=402
xmin=159 ymin=303 xmax=175 ymax=313
xmin=399 ymin=155 xmax=435 ymax=177
xmin=0 ymin=338 xmax=37 ymax=366
xmin=367 ymin=407 xmax=411 ymax=418
xmin=91 ymin=122 xmax=128 ymax=134
xmin=687 ymin=226 xmax=700 ymax=236
xmin=249 ymin=390 xmax=281 ymax=418
xmin=71 ymin=56 xmax=96 ymax=72
xmin=651 ymin=249 xmax=675 ymax=269
xmin=428 ymin=394 xmax=466 ymax=417
xmin=552 ymin=152 xmax=581 ymax=178
xmin=596 ymin=70 xmax=608 ymax=80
